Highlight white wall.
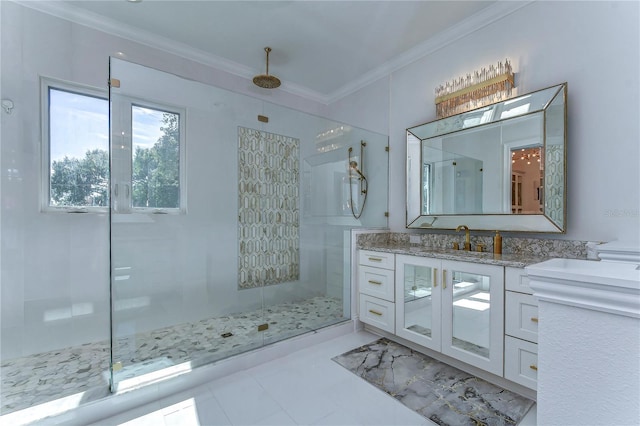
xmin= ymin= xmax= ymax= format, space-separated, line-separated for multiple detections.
xmin=333 ymin=1 xmax=640 ymax=242
xmin=536 ymin=301 xmax=640 ymax=425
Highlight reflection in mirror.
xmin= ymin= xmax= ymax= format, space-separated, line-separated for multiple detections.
xmin=510 ymin=146 xmax=542 ymax=214
xmin=406 ymin=83 xmax=566 ymax=232
xmin=421 ymin=147 xmax=483 ymax=215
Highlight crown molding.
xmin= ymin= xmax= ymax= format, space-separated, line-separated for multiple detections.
xmin=14 ymin=0 xmax=533 ymax=105
xmin=13 ymin=0 xmax=330 ymax=104
xmin=325 ymin=1 xmax=534 ymax=104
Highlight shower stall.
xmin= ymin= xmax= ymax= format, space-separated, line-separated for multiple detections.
xmin=0 ymin=58 xmax=388 ymax=421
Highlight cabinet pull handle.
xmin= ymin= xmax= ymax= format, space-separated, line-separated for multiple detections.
xmin=442 ymin=269 xmax=447 ymax=289
xmin=368 ymin=309 xmax=383 ymax=316
xmin=368 ymin=257 xmax=382 ymax=262
xmin=531 ymin=317 xmax=539 ymax=323
xmin=368 ymin=280 xmax=382 ymax=285
xmin=433 ymin=268 xmax=438 ymax=287
xmin=529 ymin=364 xmax=538 ymax=371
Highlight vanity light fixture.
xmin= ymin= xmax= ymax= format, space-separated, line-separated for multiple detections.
xmin=434 ymin=59 xmax=515 ymax=118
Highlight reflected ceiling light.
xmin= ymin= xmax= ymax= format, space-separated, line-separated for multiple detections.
xmin=253 ymin=47 xmax=281 ymax=89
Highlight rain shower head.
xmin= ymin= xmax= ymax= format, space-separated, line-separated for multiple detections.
xmin=253 ymin=47 xmax=281 ymax=89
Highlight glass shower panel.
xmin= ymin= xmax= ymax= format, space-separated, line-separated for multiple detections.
xmin=108 ymin=58 xmax=267 ymax=391
xmin=108 ymin=57 xmax=390 ymax=392
xmin=258 ymin=103 xmax=389 ymax=345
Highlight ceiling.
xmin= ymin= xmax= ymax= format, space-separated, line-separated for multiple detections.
xmin=25 ymin=1 xmax=528 ymax=103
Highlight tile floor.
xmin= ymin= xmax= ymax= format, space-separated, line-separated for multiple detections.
xmin=1 ymin=297 xmax=344 ymax=415
xmin=93 ymin=331 xmax=537 ymax=426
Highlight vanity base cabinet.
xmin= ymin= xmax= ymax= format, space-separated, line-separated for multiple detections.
xmin=504 ymin=267 xmax=539 ymax=390
xmin=357 ymin=250 xmax=395 ymax=334
xmin=504 ymin=336 xmax=538 ymax=390
xmin=357 ymin=252 xmax=540 ymax=391
xmin=395 ymin=255 xmax=504 ymax=377
xmin=359 ymin=294 xmax=395 ymax=333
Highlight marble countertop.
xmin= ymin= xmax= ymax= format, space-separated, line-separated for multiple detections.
xmin=358 ymin=242 xmax=557 ymax=268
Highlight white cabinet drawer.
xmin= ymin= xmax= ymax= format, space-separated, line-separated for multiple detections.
xmin=359 ymin=266 xmax=394 ymax=302
xmin=359 ymin=250 xmax=395 ymax=270
xmin=506 ymin=291 xmax=539 ymax=343
xmin=359 ymin=294 xmax=395 ymax=333
xmin=505 ymin=267 xmax=532 ymax=294
xmin=504 ymin=336 xmax=538 ymax=390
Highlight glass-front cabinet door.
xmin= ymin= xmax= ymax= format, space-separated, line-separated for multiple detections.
xmin=441 ymin=260 xmax=504 ymax=376
xmin=395 ymin=255 xmax=504 ymax=376
xmin=395 ymin=255 xmax=442 ymax=352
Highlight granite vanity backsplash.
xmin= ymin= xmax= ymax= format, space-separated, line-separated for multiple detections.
xmin=357 ymin=232 xmax=591 ymax=268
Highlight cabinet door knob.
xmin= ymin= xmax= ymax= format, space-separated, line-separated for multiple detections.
xmin=442 ymin=269 xmax=447 ymax=289
xmin=368 ymin=257 xmax=382 ymax=262
xmin=529 ymin=364 xmax=538 ymax=371
xmin=531 ymin=317 xmax=539 ymax=323
xmin=368 ymin=280 xmax=382 ymax=285
xmin=368 ymin=309 xmax=383 ymax=316
xmin=433 ymin=268 xmax=438 ymax=287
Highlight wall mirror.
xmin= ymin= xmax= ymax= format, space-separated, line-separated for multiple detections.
xmin=406 ymin=83 xmax=566 ymax=232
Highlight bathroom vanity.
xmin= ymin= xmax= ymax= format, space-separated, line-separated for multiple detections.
xmin=356 ymin=82 xmax=573 ymax=394
xmin=357 ymin=244 xmax=541 ymax=393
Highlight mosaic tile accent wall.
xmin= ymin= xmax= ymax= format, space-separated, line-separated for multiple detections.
xmin=238 ymin=127 xmax=300 ymax=289
xmin=545 ymin=145 xmax=564 ymax=228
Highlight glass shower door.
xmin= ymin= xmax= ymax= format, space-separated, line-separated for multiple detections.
xmin=260 ymin=104 xmax=389 ymax=346
xmin=107 ymin=57 xmax=391 ymax=392
xmin=108 ymin=58 xmax=268 ymax=392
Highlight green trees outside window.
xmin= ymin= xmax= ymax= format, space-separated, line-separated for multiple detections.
xmin=48 ymin=85 xmax=181 ymax=210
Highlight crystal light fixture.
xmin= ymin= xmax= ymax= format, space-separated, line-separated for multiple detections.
xmin=435 ymin=59 xmax=515 ymax=118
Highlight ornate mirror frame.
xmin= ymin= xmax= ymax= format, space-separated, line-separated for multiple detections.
xmin=406 ymin=83 xmax=567 ymax=232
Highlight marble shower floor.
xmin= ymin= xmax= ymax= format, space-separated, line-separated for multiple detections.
xmin=1 ymin=296 xmax=345 ymax=416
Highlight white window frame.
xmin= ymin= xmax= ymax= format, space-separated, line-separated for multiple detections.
xmin=111 ymin=96 xmax=186 ymax=215
xmin=41 ymin=77 xmax=187 ymax=214
xmin=41 ymin=77 xmax=110 ymax=213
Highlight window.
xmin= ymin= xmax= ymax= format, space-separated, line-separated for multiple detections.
xmin=45 ymin=81 xmax=109 ymax=209
xmin=131 ymin=105 xmax=181 ymax=209
xmin=42 ymin=78 xmax=185 ymax=213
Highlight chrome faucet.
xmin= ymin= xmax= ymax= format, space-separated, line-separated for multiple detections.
xmin=456 ymin=225 xmax=471 ymax=251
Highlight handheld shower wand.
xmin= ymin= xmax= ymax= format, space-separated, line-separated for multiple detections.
xmin=349 ymin=161 xmax=366 ymax=181
xmin=348 ymin=141 xmax=368 ymax=219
